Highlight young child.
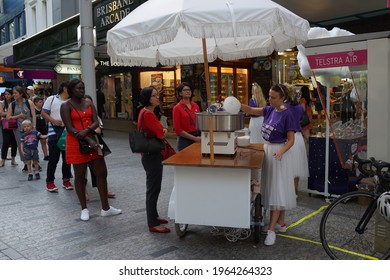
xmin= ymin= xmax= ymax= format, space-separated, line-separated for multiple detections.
xmin=33 ymin=97 xmax=49 ymax=160
xmin=20 ymin=120 xmax=48 ymax=181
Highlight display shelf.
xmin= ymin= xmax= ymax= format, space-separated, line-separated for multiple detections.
xmin=210 ymin=73 xmax=218 ymax=103
xmin=208 ymin=67 xmax=248 ymax=105
xmin=162 ymin=87 xmax=176 ymax=109
xmin=236 ymin=72 xmax=247 ymax=104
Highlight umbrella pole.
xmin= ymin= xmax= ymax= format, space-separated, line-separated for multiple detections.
xmin=202 ymin=38 xmax=214 ymax=163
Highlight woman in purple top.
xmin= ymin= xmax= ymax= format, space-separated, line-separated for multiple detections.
xmin=284 ymin=84 xmax=309 ymax=195
xmin=241 ymin=83 xmax=296 ymax=246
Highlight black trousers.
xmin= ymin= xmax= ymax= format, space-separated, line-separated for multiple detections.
xmin=46 ymin=139 xmax=72 ymax=182
xmin=141 ymin=152 xmax=163 ymax=227
xmin=1 ymin=129 xmax=17 ymax=159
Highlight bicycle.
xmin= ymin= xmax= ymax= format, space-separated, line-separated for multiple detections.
xmin=320 ymin=155 xmax=390 ymax=259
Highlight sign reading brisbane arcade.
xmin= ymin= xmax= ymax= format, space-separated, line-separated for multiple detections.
xmin=93 ymin=0 xmax=148 ymax=32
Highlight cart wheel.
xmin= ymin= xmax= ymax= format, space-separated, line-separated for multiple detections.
xmin=252 ymin=194 xmax=262 ymax=243
xmin=175 ymin=223 xmax=188 ymax=237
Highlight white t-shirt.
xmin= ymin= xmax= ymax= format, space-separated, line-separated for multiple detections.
xmin=42 ymin=94 xmax=68 ymax=136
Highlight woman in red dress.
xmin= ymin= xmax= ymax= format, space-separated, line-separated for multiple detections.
xmin=60 ymin=78 xmax=121 ymax=221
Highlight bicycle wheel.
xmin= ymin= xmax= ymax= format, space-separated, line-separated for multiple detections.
xmin=251 ymin=194 xmax=262 ymax=243
xmin=320 ymin=191 xmax=390 ymax=260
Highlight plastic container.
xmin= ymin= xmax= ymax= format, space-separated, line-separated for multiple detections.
xmin=237 ymin=135 xmax=250 ymax=147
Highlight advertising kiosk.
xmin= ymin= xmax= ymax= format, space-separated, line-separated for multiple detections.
xmin=302 ymin=31 xmax=390 ymax=197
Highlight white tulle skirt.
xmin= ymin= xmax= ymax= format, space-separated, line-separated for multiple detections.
xmin=249 ymin=116 xmax=264 ymax=182
xmin=261 ymin=142 xmax=296 ymax=211
xmin=290 ymin=132 xmax=309 ymax=178
xmin=249 ymin=116 xmax=265 ymax=144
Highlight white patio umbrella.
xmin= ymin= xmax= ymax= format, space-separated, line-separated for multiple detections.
xmin=107 ymin=0 xmax=310 ymax=161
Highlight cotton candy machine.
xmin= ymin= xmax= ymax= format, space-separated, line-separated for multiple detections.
xmin=196 ymin=112 xmax=245 ymax=155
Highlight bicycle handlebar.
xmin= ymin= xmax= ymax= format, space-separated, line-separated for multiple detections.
xmin=353 ymin=155 xmax=390 ymax=182
xmin=370 ymin=157 xmax=390 ymax=182
xmin=353 ymin=155 xmax=375 ymax=177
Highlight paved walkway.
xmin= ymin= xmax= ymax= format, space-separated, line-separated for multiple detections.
xmin=0 ymin=130 xmax=331 ymax=260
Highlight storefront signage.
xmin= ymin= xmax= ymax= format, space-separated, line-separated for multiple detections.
xmin=307 ymin=49 xmax=367 ymax=69
xmin=3 ymin=55 xmax=14 ymax=67
xmin=54 ymin=64 xmax=82 ymax=75
xmin=13 ymin=70 xmax=56 ymax=79
xmin=93 ymin=0 xmax=147 ymax=32
xmin=96 ymin=59 xmax=112 ymax=67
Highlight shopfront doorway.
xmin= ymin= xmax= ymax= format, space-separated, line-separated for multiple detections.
xmin=99 ymin=72 xmax=133 ymax=120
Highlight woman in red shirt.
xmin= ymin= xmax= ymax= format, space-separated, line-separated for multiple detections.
xmin=172 ymin=82 xmax=200 ymax=151
xmin=138 ymin=86 xmax=170 ymax=233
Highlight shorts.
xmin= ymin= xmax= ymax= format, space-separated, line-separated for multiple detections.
xmin=36 ymin=126 xmax=48 ymax=135
xmin=23 ymin=148 xmax=39 ymax=161
xmin=314 ymin=100 xmax=323 ymax=111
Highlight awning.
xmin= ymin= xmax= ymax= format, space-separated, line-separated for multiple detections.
xmin=13 ymin=0 xmax=148 ymax=69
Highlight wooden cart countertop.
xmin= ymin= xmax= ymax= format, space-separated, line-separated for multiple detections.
xmin=163 ymin=143 xmax=264 ymax=169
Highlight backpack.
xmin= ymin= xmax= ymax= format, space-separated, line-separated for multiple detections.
xmin=11 ymin=99 xmax=31 ymax=117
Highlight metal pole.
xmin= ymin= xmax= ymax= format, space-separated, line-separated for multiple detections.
xmin=79 ymin=0 xmax=97 ymax=103
xmin=202 ymin=38 xmax=214 ymax=163
xmin=324 ymin=82 xmax=330 ymax=197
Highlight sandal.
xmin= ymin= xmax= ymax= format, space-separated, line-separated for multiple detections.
xmin=107 ymin=191 xmax=116 ymax=198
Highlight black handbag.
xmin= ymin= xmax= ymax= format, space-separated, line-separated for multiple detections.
xmin=96 ymin=134 xmax=111 ymax=157
xmin=78 ymin=138 xmax=94 ymax=154
xmin=129 ymin=111 xmax=164 ymax=153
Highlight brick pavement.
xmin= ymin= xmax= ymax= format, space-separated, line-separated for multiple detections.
xmin=0 ymin=130 xmax=330 ymax=260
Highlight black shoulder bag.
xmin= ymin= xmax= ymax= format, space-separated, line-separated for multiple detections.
xmin=129 ymin=110 xmax=164 ymax=153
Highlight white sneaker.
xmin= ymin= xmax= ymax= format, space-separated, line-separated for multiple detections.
xmin=262 ymin=223 xmax=287 ymax=233
xmin=264 ymin=230 xmax=276 ymax=246
xmin=275 ymin=223 xmax=287 ymax=233
xmin=101 ymin=206 xmax=122 ymax=217
xmin=80 ymin=209 xmax=89 ymax=221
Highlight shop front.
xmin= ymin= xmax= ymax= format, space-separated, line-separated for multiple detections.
xmin=302 ymin=31 xmax=390 ymax=197
xmin=127 ymin=61 xmax=252 ymax=124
